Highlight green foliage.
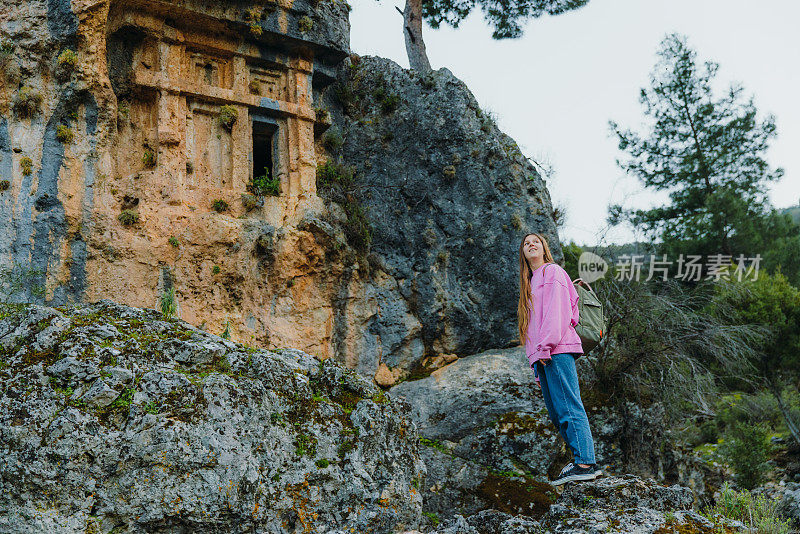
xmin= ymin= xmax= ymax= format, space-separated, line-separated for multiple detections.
xmin=0 ymin=39 xmax=12 ymax=56
xmin=701 ymin=481 xmax=791 ymax=533
xmin=19 ymin=157 xmax=32 ymax=176
xmin=422 ymin=512 xmax=440 ymax=527
xmin=212 ymin=265 xmax=221 ymax=275
xmin=422 ymin=0 xmax=588 ymax=39
xmin=588 ymin=275 xmax=766 ymax=421
xmin=298 ymin=15 xmax=313 ymax=33
xmin=211 ymin=199 xmax=229 ymax=213
xmin=159 ymin=286 xmax=177 ymax=319
xmin=561 ymin=240 xmax=584 ymax=280
xmin=220 ymin=320 xmax=230 ymax=340
xmin=241 ymin=193 xmax=262 ymax=211
xmin=56 ymin=125 xmax=74 ymax=144
xmin=609 ymin=34 xmax=798 ymax=284
xmin=13 ymin=87 xmax=42 ymax=118
xmin=0 ymin=179 xmax=9 ymax=192
xmin=316 ymin=161 xmax=371 ymax=254
xmin=718 ymin=421 xmax=771 ymax=490
xmin=56 ymin=49 xmax=78 ymax=79
xmin=321 ymin=127 xmax=343 ymax=152
xmin=143 ymin=401 xmax=159 ymax=415
xmin=374 ymin=86 xmax=400 ymax=114
xmin=217 ymin=105 xmax=238 ymax=130
xmin=117 ymin=209 xmax=139 ymax=226
xmin=315 ymin=458 xmax=330 ymax=468
xmin=314 ymin=106 xmax=331 ymax=125
xmin=168 ymin=236 xmax=179 ymax=248
xmin=249 ymin=23 xmax=263 ymax=37
xmin=706 ymin=270 xmax=800 ymax=443
xmin=244 ymin=6 xmax=262 ymax=21
xmin=142 ymin=147 xmax=156 ymax=167
xmin=247 ymin=174 xmax=280 ymax=197
xmin=295 ymin=433 xmax=317 ymax=457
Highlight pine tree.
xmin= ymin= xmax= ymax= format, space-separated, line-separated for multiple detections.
xmin=608 ymin=34 xmax=790 ymax=264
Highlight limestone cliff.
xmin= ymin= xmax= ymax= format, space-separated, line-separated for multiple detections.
xmin=0 ymin=0 xmax=562 ymax=382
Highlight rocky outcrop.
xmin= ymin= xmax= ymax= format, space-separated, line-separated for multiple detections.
xmin=1 ymin=1 xmax=564 ymax=382
xmin=389 ymin=346 xmax=571 ymax=520
xmin=0 ymin=301 xmax=424 ymax=533
xmin=0 ymin=301 xmax=756 ymax=533
xmin=320 ymin=55 xmax=563 ymax=380
xmin=424 ymin=475 xmax=747 ymax=534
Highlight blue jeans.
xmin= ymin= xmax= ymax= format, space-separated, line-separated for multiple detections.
xmin=535 ymin=352 xmax=596 ymax=465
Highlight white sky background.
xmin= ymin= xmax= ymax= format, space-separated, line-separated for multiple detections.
xmin=347 ymin=0 xmax=800 ymax=247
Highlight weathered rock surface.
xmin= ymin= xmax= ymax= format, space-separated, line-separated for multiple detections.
xmin=1 ymin=0 xmax=563 ymax=383
xmin=0 ymin=301 xmax=424 ymax=533
xmin=420 ymin=476 xmax=747 ymax=534
xmin=322 ymin=55 xmax=563 ymax=380
xmin=389 ymin=347 xmax=564 ymax=520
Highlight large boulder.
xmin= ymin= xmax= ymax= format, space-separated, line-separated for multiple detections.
xmin=0 ymin=301 xmax=424 ymax=533
xmin=321 ymin=54 xmax=564 ymax=379
xmin=390 ymin=346 xmax=562 ymax=521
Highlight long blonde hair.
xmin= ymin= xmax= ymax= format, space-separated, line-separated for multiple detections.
xmin=517 ymin=232 xmax=556 ymax=344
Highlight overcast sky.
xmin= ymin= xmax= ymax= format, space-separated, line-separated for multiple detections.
xmin=348 ymin=0 xmax=800 ymax=247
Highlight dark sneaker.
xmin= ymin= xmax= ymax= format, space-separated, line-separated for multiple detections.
xmin=551 ymin=462 xmax=600 ymax=486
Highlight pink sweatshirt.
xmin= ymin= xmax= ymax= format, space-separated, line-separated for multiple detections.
xmin=525 ymin=262 xmax=583 ymax=384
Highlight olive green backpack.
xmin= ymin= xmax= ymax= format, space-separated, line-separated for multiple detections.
xmin=571 ymin=278 xmax=606 ymax=354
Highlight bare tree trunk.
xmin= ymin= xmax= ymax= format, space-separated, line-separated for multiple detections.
xmin=402 ymin=0 xmax=431 ymax=72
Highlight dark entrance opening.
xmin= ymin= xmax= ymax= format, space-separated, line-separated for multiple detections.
xmin=253 ymin=122 xmax=275 ymax=181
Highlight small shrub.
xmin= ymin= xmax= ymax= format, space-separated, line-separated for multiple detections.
xmin=422 ymin=512 xmax=440 ymax=527
xmin=249 ymin=23 xmax=263 ymax=37
xmin=314 ymin=106 xmax=331 ymax=124
xmin=316 ymin=161 xmax=371 ymax=253
xmin=221 ymin=320 xmax=230 ymax=340
xmin=117 ymin=100 xmax=130 ymax=123
xmin=241 ymin=193 xmax=262 ymax=211
xmin=56 ymin=49 xmax=78 ymax=79
xmin=217 ymin=105 xmax=238 ymax=131
xmin=321 ymin=127 xmax=343 ymax=151
xmin=244 ymin=6 xmax=262 ymax=21
xmin=511 ymin=213 xmax=522 ymax=230
xmin=0 ymin=39 xmax=14 ymax=72
xmin=374 ymin=87 xmax=399 ymax=114
xmin=212 ymin=265 xmax=221 ymax=275
xmin=186 ymin=161 xmax=194 ymax=174
xmin=442 ymin=165 xmax=456 ymax=180
xmin=247 ymin=174 xmax=280 ymax=197
xmin=142 ymin=147 xmax=156 ymax=167
xmin=420 ymin=72 xmax=436 ymax=90
xmin=20 ymin=157 xmax=33 ymax=176
xmin=298 ymin=16 xmax=313 ymax=33
xmin=118 ymin=209 xmax=139 ymax=226
xmin=701 ymin=481 xmax=791 ymax=534
xmin=56 ymin=125 xmax=74 ymax=144
xmin=248 ymin=79 xmax=261 ymax=95
xmin=718 ymin=421 xmax=771 ymax=490
xmin=13 ymin=87 xmax=43 ymax=118
xmin=315 ymin=458 xmax=330 ymax=468
xmin=211 ymin=199 xmax=229 ymax=213
xmin=160 ymin=286 xmax=177 ymax=319
xmin=168 ymin=236 xmax=179 ymax=248
xmin=0 ymin=179 xmax=10 ymax=192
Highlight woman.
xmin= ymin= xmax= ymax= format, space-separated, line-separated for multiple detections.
xmin=517 ymin=232 xmax=601 ymax=485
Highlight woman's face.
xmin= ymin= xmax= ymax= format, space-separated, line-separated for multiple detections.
xmin=523 ymin=234 xmax=544 ymax=264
